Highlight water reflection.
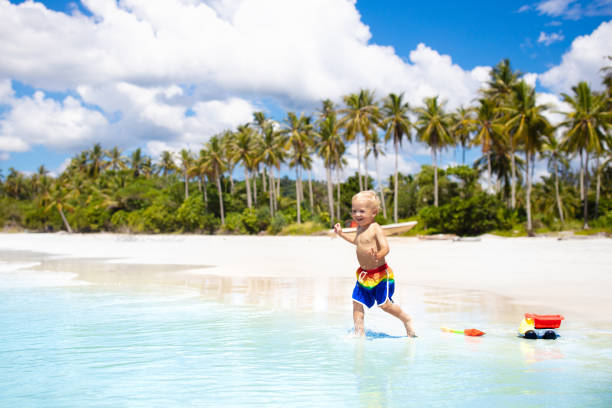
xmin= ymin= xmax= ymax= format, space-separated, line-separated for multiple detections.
xmin=352 ymin=337 xmax=416 ymax=408
xmin=1 ymin=249 xmax=534 ymax=324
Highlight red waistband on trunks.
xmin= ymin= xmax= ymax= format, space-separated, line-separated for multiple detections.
xmin=359 ymin=263 xmax=389 ymax=274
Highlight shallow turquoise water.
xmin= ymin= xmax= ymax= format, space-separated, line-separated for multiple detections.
xmin=1 ymin=259 xmax=611 ymax=407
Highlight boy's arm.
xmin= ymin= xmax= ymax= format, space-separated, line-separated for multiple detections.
xmin=372 ymin=223 xmax=390 ymax=259
xmin=334 ymin=223 xmax=356 ymax=245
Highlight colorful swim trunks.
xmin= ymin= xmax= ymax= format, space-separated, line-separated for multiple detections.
xmin=352 ymin=263 xmax=395 ymax=308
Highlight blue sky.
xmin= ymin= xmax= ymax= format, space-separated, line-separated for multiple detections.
xmin=1 ymin=0 xmax=611 ymax=180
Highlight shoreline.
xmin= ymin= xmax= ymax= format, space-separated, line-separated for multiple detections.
xmin=1 ymin=232 xmax=611 ymax=326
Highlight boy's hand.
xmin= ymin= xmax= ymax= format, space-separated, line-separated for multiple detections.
xmin=333 ymin=223 xmax=342 ymax=234
xmin=369 ymin=247 xmax=378 ymax=261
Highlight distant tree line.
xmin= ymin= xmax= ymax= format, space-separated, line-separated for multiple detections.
xmin=1 ymin=59 xmax=611 ymax=236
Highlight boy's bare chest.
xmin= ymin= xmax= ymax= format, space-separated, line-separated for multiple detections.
xmin=355 ymin=231 xmax=377 ymax=247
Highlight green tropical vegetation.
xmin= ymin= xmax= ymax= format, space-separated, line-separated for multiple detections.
xmin=1 ymin=59 xmax=611 ymax=236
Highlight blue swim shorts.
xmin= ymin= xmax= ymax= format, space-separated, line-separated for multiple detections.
xmin=352 ymin=264 xmax=395 ymax=308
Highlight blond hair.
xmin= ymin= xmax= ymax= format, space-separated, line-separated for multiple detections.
xmin=352 ymin=190 xmax=381 ymax=211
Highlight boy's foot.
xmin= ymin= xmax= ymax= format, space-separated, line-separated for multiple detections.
xmin=404 ymin=321 xmax=417 ymax=338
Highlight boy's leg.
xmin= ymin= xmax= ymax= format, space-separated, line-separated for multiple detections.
xmin=353 ymin=301 xmax=365 ymax=336
xmin=380 ymin=301 xmax=416 ymax=337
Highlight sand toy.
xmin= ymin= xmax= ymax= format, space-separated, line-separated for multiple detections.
xmin=518 ymin=313 xmax=564 ymax=339
xmin=441 ymin=327 xmax=485 ymax=336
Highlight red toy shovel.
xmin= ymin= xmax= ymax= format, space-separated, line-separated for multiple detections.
xmin=441 ymin=327 xmax=485 ymax=336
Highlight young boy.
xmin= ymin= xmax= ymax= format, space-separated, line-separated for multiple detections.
xmin=334 ymin=190 xmax=416 ymax=337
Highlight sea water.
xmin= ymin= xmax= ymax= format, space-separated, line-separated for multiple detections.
xmin=1 ymin=256 xmax=611 ymax=407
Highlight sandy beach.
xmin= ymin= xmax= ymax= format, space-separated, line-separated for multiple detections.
xmin=1 ymin=232 xmax=611 ymax=326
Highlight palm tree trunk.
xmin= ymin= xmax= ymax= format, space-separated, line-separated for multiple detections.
xmin=58 ymin=206 xmax=73 ymax=233
xmin=202 ymin=177 xmax=208 ymax=204
xmin=336 ymin=167 xmax=341 ymax=222
xmin=579 ymin=150 xmax=584 ymax=201
xmin=216 ymin=172 xmax=225 ymax=226
xmin=298 ymin=172 xmax=304 ymax=204
xmin=295 ymin=167 xmax=301 ymax=224
xmin=375 ymin=154 xmax=387 ymax=219
xmin=526 ymin=151 xmax=533 ymax=236
xmin=326 ymin=166 xmax=334 ymax=222
xmin=595 ymin=158 xmax=601 ymax=219
xmin=308 ymin=170 xmax=314 ymax=213
xmin=511 ymin=139 xmax=516 ymax=209
xmin=554 ymin=161 xmax=564 ymax=224
xmin=356 ymin=135 xmax=363 ymax=191
xmin=262 ymin=168 xmax=267 ymax=193
xmin=253 ymin=175 xmax=257 ymax=206
xmin=184 ymin=170 xmax=189 ymax=200
xmin=364 ymin=143 xmax=369 ymax=190
xmin=394 ymin=140 xmax=399 ymax=223
xmin=583 ymin=151 xmax=590 ymax=229
xmin=245 ymin=167 xmax=252 ymax=209
xmin=487 ymin=151 xmax=492 ymax=194
xmin=229 ymin=167 xmax=235 ymax=194
xmin=433 ymin=148 xmax=439 ymax=207
xmin=268 ymin=168 xmax=274 ymax=217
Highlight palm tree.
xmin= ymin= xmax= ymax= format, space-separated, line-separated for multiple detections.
xmin=472 ymin=98 xmax=504 ymax=194
xmin=196 ymin=149 xmax=212 ymax=204
xmin=129 ymin=148 xmax=144 ymax=178
xmin=203 ymin=135 xmax=226 ymax=225
xmin=318 ymin=99 xmax=336 ymax=120
xmin=260 ymin=125 xmax=285 ymax=216
xmin=559 ymin=81 xmax=611 ymax=228
xmin=451 ymin=106 xmax=475 ymax=164
xmin=44 ymin=181 xmax=74 ymax=233
xmin=108 ymin=147 xmax=127 ymax=171
xmin=484 ymin=58 xmax=522 ymax=103
xmin=414 ymin=96 xmax=454 ymax=207
xmin=541 ymin=134 xmax=569 ymax=223
xmin=252 ymin=111 xmax=271 ymax=193
xmin=159 ymin=150 xmax=177 ymax=177
xmin=506 ymin=81 xmax=552 ymax=235
xmin=284 ymin=112 xmax=312 ymax=223
xmin=339 ymin=89 xmax=380 ymax=191
xmin=221 ymin=130 xmax=237 ymax=194
xmin=234 ymin=124 xmax=256 ymax=209
xmin=594 ymin=152 xmax=611 ymax=218
xmin=316 ymin=112 xmax=343 ymax=222
xmin=179 ymin=149 xmax=194 ymax=200
xmin=366 ymin=132 xmax=388 ymax=219
xmin=87 ymin=143 xmax=107 ymax=178
xmin=381 ymin=92 xmax=411 ymax=222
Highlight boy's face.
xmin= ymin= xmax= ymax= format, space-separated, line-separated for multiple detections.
xmin=351 ymin=198 xmax=378 ymax=227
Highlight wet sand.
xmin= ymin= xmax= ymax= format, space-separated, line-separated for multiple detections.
xmin=0 ymin=233 xmax=611 ymax=327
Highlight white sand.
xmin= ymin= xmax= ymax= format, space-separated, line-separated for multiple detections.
xmin=1 ymin=232 xmax=611 ymax=324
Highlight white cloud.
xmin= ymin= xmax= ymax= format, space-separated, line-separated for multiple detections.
xmin=518 ymin=5 xmax=532 ymax=13
xmin=536 ymin=92 xmax=571 ymax=126
xmin=537 ymin=0 xmax=578 ymax=17
xmin=0 ymin=90 xmax=109 ymax=152
xmin=535 ymin=0 xmax=612 ymax=19
xmin=0 ymin=0 xmax=492 ymax=161
xmin=0 ymin=0 xmax=489 ymax=106
xmin=523 ymin=73 xmax=539 ymax=88
xmin=538 ymin=31 xmax=565 ymax=45
xmin=0 ymin=79 xmax=14 ymax=104
xmin=539 ymin=20 xmax=612 ymax=93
